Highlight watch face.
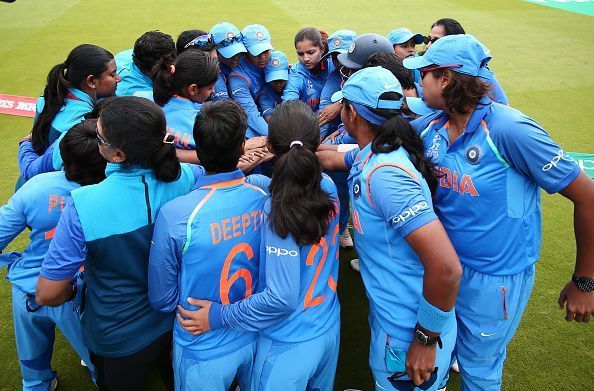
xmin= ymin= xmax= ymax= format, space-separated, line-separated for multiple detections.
xmin=414 ymin=329 xmax=429 ymax=345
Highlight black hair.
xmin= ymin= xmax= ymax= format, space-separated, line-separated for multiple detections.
xmin=194 ymin=100 xmax=247 ymax=173
xmin=344 ymin=94 xmax=438 ymax=192
xmin=268 ymin=101 xmax=336 ymax=245
xmin=133 ymin=31 xmax=176 ymax=75
xmin=152 ymin=50 xmax=219 ymax=106
xmin=176 ymin=29 xmax=215 ymax=53
xmin=60 ymin=119 xmax=106 ymax=186
xmin=294 ymin=27 xmax=329 ymax=56
xmin=432 ymin=18 xmax=466 ymax=35
xmin=364 ymin=52 xmax=415 ymax=90
xmin=432 ymin=68 xmax=489 ymax=114
xmin=31 ymin=44 xmax=113 ymax=154
xmin=98 ymin=96 xmax=180 ymax=182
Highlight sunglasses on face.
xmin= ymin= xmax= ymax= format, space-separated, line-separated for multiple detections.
xmin=419 ymin=64 xmax=462 ymax=80
xmin=184 ymin=34 xmax=214 ymax=49
xmin=423 ymin=36 xmax=440 ymax=45
xmin=215 ymin=34 xmax=243 ymax=49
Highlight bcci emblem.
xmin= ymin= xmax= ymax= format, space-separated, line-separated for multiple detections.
xmin=353 ymin=178 xmax=362 ymax=200
xmin=348 ymin=42 xmax=355 ymax=53
xmin=465 ymin=145 xmax=482 ymax=165
xmin=225 ymin=32 xmax=235 ymax=39
xmin=256 ymin=31 xmax=265 ymax=39
xmin=333 ymin=38 xmax=342 ymax=48
xmin=271 ymin=58 xmax=280 ymax=67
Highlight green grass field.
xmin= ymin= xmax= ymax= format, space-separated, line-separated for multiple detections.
xmin=1 ymin=0 xmax=593 ymax=390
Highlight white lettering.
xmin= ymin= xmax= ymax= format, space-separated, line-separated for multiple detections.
xmin=15 ymin=102 xmax=36 ymax=112
xmin=0 ymin=99 xmax=14 ymax=109
xmin=392 ymin=201 xmax=429 ymax=225
xmin=542 ymin=149 xmax=573 ymax=171
xmin=266 ymin=246 xmax=298 ymax=257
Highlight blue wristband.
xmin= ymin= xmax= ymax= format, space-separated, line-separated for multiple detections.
xmin=417 ymin=295 xmax=454 ymax=334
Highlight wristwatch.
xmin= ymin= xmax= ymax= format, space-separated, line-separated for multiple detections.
xmin=414 ymin=325 xmax=443 ymax=349
xmin=572 ymin=274 xmax=594 ymax=293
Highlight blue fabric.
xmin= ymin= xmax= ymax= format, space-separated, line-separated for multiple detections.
xmin=17 ymin=142 xmax=56 ymax=182
xmin=252 ymin=321 xmax=340 ymax=391
xmin=282 ymin=60 xmax=330 ymax=112
xmin=348 ymin=143 xmax=443 ymax=342
xmin=319 ymin=70 xmax=343 ymax=138
xmin=257 ymin=85 xmax=281 ymax=120
xmin=162 ymin=96 xmax=202 ymax=150
xmin=369 ymin=312 xmax=456 ymax=391
xmin=344 ymin=146 xmax=360 ymax=169
xmin=412 ymin=98 xmax=580 ymax=275
xmin=228 ymin=57 xmax=268 ymax=138
xmin=0 ymin=171 xmax=79 ymax=293
xmin=487 ymin=72 xmax=509 ymax=105
xmin=210 ymin=22 xmax=246 ymax=59
xmin=114 ymin=49 xmax=134 ymax=74
xmin=331 ymin=67 xmax=403 ymax=110
xmin=209 ymin=71 xmax=229 ymax=101
xmin=41 ymin=163 xmax=203 ymax=357
xmin=264 ymin=50 xmax=289 ymax=83
xmin=216 ymin=175 xmax=341 ymax=344
xmin=116 ymin=62 xmax=153 ymax=97
xmin=12 ymin=284 xmax=94 ymax=390
xmin=149 ymin=169 xmax=268 ymax=360
xmin=173 ymin=339 xmax=255 ymax=391
xmin=417 ymin=295 xmax=455 ymax=334
xmin=455 ymin=264 xmax=535 ymax=391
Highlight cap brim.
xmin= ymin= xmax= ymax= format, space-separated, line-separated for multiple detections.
xmin=337 ymin=53 xmax=362 ymax=69
xmin=331 ymin=90 xmax=343 ymax=103
xmin=218 ymin=43 xmax=247 ymax=59
xmin=406 ymin=97 xmax=434 ymax=116
xmin=403 ymin=55 xmax=432 ymax=70
xmin=265 ymin=70 xmax=288 ymax=83
xmin=247 ymin=42 xmax=273 ymax=56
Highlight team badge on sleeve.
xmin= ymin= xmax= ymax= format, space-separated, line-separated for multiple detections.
xmin=465 ymin=144 xmax=482 ymax=165
xmin=353 ymin=178 xmax=362 ymax=200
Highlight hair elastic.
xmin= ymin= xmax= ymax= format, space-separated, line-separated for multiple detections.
xmin=163 ymin=132 xmax=175 ymax=144
xmin=290 ymin=141 xmax=303 ymax=148
xmin=170 ymin=65 xmax=176 ymax=75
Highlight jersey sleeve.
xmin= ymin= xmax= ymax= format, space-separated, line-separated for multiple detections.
xmin=41 ymin=197 xmax=87 ymax=280
xmin=257 ymin=87 xmax=278 ymax=120
xmin=0 ymin=186 xmax=27 ymax=252
xmin=344 ymin=147 xmax=359 ymax=170
xmin=369 ymin=165 xmax=437 ymax=237
xmin=210 ymin=74 xmax=229 ymax=101
xmin=490 ymin=110 xmax=580 ymax=194
xmin=488 ymin=72 xmax=509 ymax=105
xmin=228 ymin=74 xmax=269 ymax=137
xmin=209 ymin=215 xmax=301 ymax=332
xmin=281 ymin=68 xmax=303 ymax=102
xmin=148 ymin=206 xmax=184 ymax=312
xmin=18 ymin=141 xmax=56 ymax=180
xmin=246 ymin=174 xmax=271 ymax=195
xmin=184 ymin=163 xmax=206 ymax=182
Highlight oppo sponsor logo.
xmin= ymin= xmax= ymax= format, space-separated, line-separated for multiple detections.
xmin=392 ymin=201 xmax=428 ymax=225
xmin=542 ymin=149 xmax=573 ymax=171
xmin=266 ymin=246 xmax=298 ymax=257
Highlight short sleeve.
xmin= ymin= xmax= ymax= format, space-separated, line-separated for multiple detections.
xmin=41 ymin=197 xmax=87 ymax=280
xmin=344 ymin=148 xmax=360 ymax=170
xmin=368 ymin=165 xmax=437 ymax=237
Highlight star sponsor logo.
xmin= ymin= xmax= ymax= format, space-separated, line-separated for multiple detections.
xmin=465 ymin=144 xmax=482 ymax=165
xmin=266 ymin=246 xmax=298 ymax=257
xmin=542 ymin=149 xmax=573 ymax=171
xmin=392 ymin=201 xmax=429 ymax=225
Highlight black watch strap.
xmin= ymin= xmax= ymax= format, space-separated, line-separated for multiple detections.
xmin=572 ymin=274 xmax=594 ymax=293
xmin=414 ymin=325 xmax=443 ymax=349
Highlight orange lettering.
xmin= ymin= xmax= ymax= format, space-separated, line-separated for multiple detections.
xmin=440 ymin=167 xmax=452 ymax=188
xmin=222 ymin=218 xmax=232 ymax=240
xmin=241 ymin=214 xmax=251 ymax=234
xmin=210 ymin=222 xmax=222 ymax=245
xmin=459 ymin=175 xmax=479 ymax=196
xmin=232 ymin=215 xmax=241 ymax=238
xmin=48 ymin=195 xmax=59 ymax=212
xmin=352 ymin=210 xmax=363 ymax=234
xmin=219 ymin=243 xmax=254 ymax=304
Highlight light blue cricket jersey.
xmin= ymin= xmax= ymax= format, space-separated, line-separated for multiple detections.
xmin=347 ymin=143 xmax=446 ymax=341
xmin=228 ymin=57 xmax=268 ymax=138
xmin=411 ymin=97 xmax=580 ymax=275
xmin=257 ymin=85 xmax=281 ymax=120
xmin=41 ymin=163 xmax=204 ymax=357
xmin=148 ymin=169 xmax=269 ymax=360
xmin=211 ymin=175 xmax=341 ymax=344
xmin=282 ymin=60 xmax=332 ymax=112
xmin=161 ymin=95 xmax=201 ymax=151
xmin=116 ymin=62 xmax=153 ymax=97
xmin=114 ymin=48 xmax=134 ymax=74
xmin=0 ymin=171 xmax=79 ymax=293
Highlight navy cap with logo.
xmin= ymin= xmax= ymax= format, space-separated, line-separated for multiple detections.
xmin=337 ymin=33 xmax=394 ymax=70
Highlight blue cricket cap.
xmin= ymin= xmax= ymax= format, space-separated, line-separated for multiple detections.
xmin=265 ymin=50 xmax=289 ymax=82
xmin=386 ymin=27 xmax=424 ymax=46
xmin=328 ymin=30 xmax=357 ymax=54
xmin=209 ymin=22 xmax=247 ymax=59
xmin=242 ymin=24 xmax=273 ymax=56
xmin=403 ymin=34 xmax=492 ymax=77
xmin=331 ymin=67 xmax=403 ymax=125
xmin=405 ymin=97 xmax=434 ymax=116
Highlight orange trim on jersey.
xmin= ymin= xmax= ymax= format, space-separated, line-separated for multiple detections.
xmin=242 ymin=181 xmax=267 ymax=195
xmin=365 ymin=163 xmax=419 ymax=208
xmin=228 ymin=73 xmax=252 ymax=91
xmin=328 ymin=275 xmax=337 ymax=292
xmin=480 ymin=120 xmax=490 ymax=135
xmin=201 ymin=177 xmax=246 ymax=189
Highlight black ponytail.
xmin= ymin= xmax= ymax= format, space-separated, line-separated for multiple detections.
xmin=31 ymin=44 xmax=113 ymax=154
xmin=345 ymin=94 xmax=438 ymax=193
xmin=60 ymin=119 xmax=106 ymax=186
xmin=268 ymin=101 xmax=336 ymax=245
xmin=152 ymin=50 xmax=219 ymax=106
xmin=99 ymin=96 xmax=180 ymax=182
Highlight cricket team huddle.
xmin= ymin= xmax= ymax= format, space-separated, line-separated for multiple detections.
xmin=1 ymin=16 xmax=593 ymax=391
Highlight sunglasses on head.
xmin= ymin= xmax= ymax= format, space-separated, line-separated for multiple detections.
xmin=184 ymin=34 xmax=214 ymax=49
xmin=96 ymin=127 xmax=113 ymax=148
xmin=420 ymin=64 xmax=462 ymax=79
xmin=387 ymin=367 xmax=439 ymax=390
xmin=423 ymin=36 xmax=440 ymax=45
xmin=215 ymin=34 xmax=243 ymax=49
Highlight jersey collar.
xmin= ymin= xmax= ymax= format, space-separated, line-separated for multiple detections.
xmin=67 ymin=87 xmax=94 ymax=105
xmin=169 ymin=95 xmax=202 ymax=111
xmin=195 ymin=168 xmax=245 ymax=189
xmin=105 ymin=163 xmax=153 ymax=178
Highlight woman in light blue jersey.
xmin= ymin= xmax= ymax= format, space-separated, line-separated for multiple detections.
xmin=177 ymin=100 xmax=341 ymax=391
xmin=153 ymin=50 xmax=219 ymax=163
xmin=36 ymin=96 xmax=206 ymax=391
xmin=405 ymin=34 xmax=594 ymax=390
xmin=1 ymin=120 xmax=105 ymax=390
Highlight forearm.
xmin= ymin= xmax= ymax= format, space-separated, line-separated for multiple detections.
xmin=36 ymin=276 xmax=75 ymax=306
xmin=573 ymin=198 xmax=594 ymax=277
xmin=176 ymin=148 xmax=199 ymax=164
